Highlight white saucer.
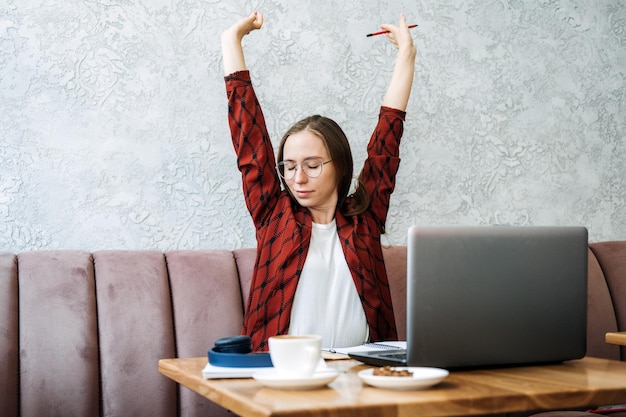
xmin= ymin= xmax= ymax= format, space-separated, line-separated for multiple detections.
xmin=358 ymin=367 xmax=449 ymax=390
xmin=252 ymin=369 xmax=340 ymax=390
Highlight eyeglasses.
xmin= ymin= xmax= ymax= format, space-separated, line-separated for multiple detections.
xmin=277 ymin=157 xmax=333 ymax=180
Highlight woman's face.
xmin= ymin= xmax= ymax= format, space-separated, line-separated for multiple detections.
xmin=281 ymin=130 xmax=338 ymax=222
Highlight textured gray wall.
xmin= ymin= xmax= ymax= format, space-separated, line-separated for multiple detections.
xmin=1 ymin=0 xmax=625 ymax=251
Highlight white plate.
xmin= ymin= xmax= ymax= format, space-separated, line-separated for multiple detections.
xmin=252 ymin=369 xmax=340 ymax=390
xmin=358 ymin=367 xmax=449 ymax=390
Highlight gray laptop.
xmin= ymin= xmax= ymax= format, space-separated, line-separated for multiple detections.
xmin=350 ymin=225 xmax=588 ymax=369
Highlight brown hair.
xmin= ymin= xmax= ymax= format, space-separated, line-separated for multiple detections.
xmin=277 ymin=115 xmax=370 ymax=217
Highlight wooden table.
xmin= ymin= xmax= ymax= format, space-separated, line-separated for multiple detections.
xmin=606 ymin=332 xmax=626 ymax=346
xmin=158 ymin=356 xmax=626 ymax=417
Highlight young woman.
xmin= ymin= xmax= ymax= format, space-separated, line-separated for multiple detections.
xmin=221 ymin=11 xmax=416 ymax=351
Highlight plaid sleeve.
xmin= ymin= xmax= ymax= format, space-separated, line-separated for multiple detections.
xmin=225 ymin=71 xmax=281 ymax=230
xmin=361 ymin=106 xmax=406 ymax=225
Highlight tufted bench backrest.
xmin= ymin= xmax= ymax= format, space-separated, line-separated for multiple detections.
xmin=0 ymin=250 xmax=246 ymax=417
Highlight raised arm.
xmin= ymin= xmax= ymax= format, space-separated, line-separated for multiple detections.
xmin=379 ymin=14 xmax=417 ymax=111
xmin=222 ymin=12 xmax=280 ymax=230
xmin=221 ymin=11 xmax=264 ymax=75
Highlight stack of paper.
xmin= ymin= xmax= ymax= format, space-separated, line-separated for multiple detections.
xmin=322 ymin=341 xmax=407 ymax=359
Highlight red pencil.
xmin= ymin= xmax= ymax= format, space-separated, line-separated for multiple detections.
xmin=366 ymin=24 xmax=418 ymax=37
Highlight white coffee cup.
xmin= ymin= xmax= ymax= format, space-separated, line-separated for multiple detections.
xmin=268 ymin=335 xmax=322 ymax=378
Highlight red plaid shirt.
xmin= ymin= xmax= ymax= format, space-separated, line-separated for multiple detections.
xmin=226 ymin=71 xmax=404 ymax=351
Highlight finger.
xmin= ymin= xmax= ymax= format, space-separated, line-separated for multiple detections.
xmin=379 ymin=23 xmax=396 ymax=36
xmin=255 ymin=12 xmax=264 ymax=29
xmin=384 ymin=33 xmax=398 ymax=47
xmin=243 ymin=11 xmax=263 ymax=33
xmin=399 ymin=13 xmax=407 ymax=28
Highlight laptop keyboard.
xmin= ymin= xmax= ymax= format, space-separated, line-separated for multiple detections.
xmin=379 ymin=351 xmax=407 ymax=361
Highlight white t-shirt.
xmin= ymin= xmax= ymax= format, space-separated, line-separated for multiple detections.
xmin=288 ymin=220 xmax=369 ymax=349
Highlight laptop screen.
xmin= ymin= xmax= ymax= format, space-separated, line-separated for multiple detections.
xmin=405 ymin=226 xmax=588 ymax=369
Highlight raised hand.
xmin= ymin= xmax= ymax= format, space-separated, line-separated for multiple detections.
xmin=380 ymin=14 xmax=417 ymax=111
xmin=221 ymin=11 xmax=264 ymax=75
xmin=378 ymin=14 xmax=416 ymax=52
